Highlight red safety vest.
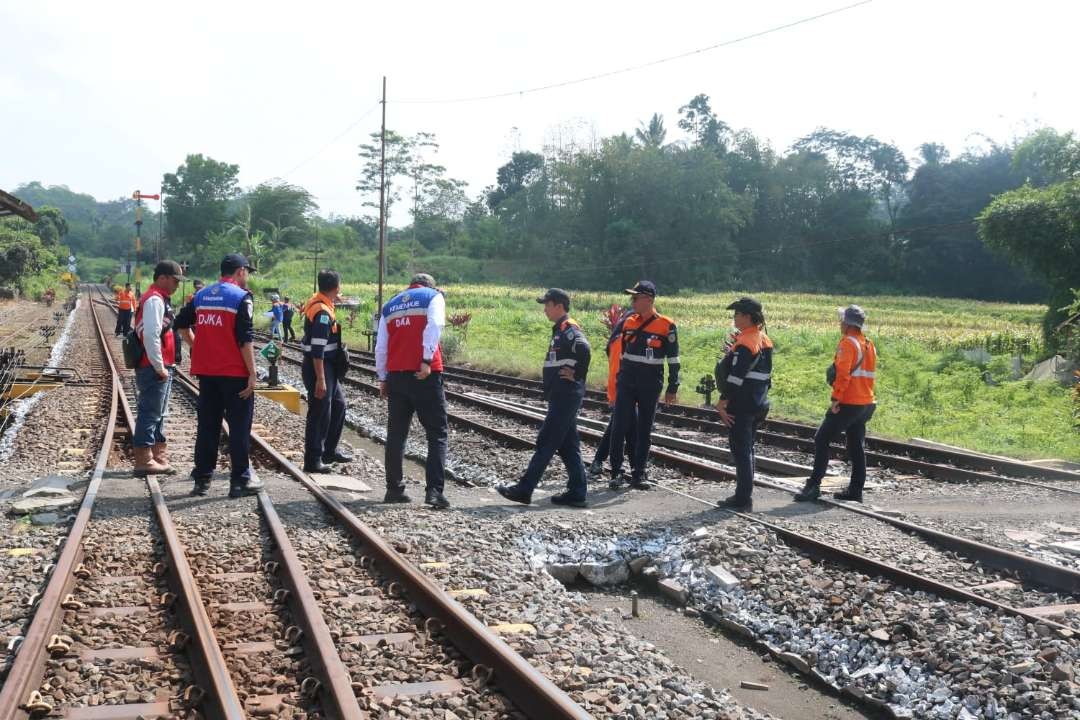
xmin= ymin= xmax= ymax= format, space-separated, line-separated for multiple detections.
xmin=189 ymin=277 xmax=250 ymax=378
xmin=134 ymin=285 xmax=176 ymax=369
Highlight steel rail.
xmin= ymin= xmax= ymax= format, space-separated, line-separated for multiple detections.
xmin=104 ymin=288 xmax=590 ymax=719
xmin=336 ymin=342 xmax=1080 ymax=484
xmin=95 ymin=284 xmax=364 ymax=719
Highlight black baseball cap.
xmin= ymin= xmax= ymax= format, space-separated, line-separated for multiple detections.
xmin=536 ymin=288 xmax=571 ymax=307
xmin=153 ymin=260 xmax=185 ymax=280
xmin=220 ymin=253 xmax=253 ymax=275
xmin=726 ymin=296 xmax=762 ymax=314
xmin=624 ymin=280 xmax=657 ymax=297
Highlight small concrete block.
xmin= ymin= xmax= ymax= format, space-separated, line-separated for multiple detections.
xmin=11 ymin=495 xmax=78 ymax=515
xmin=313 ymin=474 xmax=372 ymax=493
xmin=868 ymin=628 xmax=890 ymax=642
xmin=23 ymin=475 xmax=75 ymax=498
xmin=6 ymin=548 xmax=38 ymax=557
xmin=778 ymin=651 xmax=810 ymax=674
xmin=706 ymin=565 xmax=740 ymax=591
xmin=968 ymin=580 xmax=1019 ymax=592
xmin=578 ymin=559 xmax=629 ymax=586
xmin=545 ymin=563 xmax=581 ymax=585
xmin=658 ymin=578 xmax=688 ymax=604
xmin=1048 ymin=540 xmax=1080 ymax=556
xmin=419 ymin=562 xmax=450 ymax=570
xmin=488 ymin=623 xmax=536 ymax=635
xmin=691 ymin=527 xmax=710 ymax=539
xmin=740 ymin=680 xmax=769 ymax=691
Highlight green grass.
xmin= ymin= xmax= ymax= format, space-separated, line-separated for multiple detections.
xmin=189 ymin=262 xmax=1078 ymax=462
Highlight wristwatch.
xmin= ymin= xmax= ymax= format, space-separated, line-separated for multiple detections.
xmin=422 ymin=358 xmax=433 ymax=365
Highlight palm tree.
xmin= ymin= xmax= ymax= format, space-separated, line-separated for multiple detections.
xmin=226 ymin=204 xmax=255 ymax=259
xmin=262 ymin=219 xmax=299 ymax=252
xmin=635 ymin=113 xmax=667 ymax=148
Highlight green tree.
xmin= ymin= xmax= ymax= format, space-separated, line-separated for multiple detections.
xmin=1011 ymin=128 xmax=1080 ymax=187
xmin=242 ymin=181 xmax=317 ymax=247
xmin=162 ymin=154 xmax=240 ymax=256
xmin=677 ymin=94 xmax=730 ymax=153
xmin=33 ymin=206 xmax=68 ymax=246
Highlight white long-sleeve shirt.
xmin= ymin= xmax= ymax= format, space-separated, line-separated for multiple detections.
xmin=138 ymin=294 xmax=167 ymax=374
xmin=375 ymin=292 xmax=445 ymax=381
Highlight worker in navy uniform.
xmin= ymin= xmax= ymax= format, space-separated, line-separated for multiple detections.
xmin=300 ymin=269 xmax=351 ymax=473
xmin=174 ymin=253 xmax=265 ymax=498
xmin=497 ymin=289 xmax=592 ymax=507
xmin=714 ymin=297 xmax=773 ymax=511
xmin=375 ymin=272 xmax=450 ymax=509
xmin=608 ymin=280 xmax=680 ymax=490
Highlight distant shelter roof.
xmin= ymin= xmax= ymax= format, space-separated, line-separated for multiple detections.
xmin=0 ymin=189 xmax=38 ymax=222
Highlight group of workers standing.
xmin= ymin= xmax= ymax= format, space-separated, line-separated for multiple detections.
xmin=125 ymin=254 xmax=877 ymax=512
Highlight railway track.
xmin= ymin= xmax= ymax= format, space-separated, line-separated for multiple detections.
xmin=260 ymin=334 xmax=1080 ymax=624
xmin=320 ymin=338 xmax=1079 ymax=487
xmin=53 ymin=286 xmax=591 ymax=719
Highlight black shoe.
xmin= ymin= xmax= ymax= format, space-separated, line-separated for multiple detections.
xmin=794 ymin=481 xmax=821 ymax=502
xmin=424 ymin=489 xmax=450 ymax=509
xmin=717 ymin=495 xmax=753 ymax=512
xmin=496 ymin=484 xmax=532 ymax=505
xmin=227 ymin=475 xmax=264 ymax=498
xmin=550 ymin=492 xmax=588 ymax=508
xmin=383 ymin=490 xmax=412 ymax=504
xmin=322 ymin=450 xmax=353 ymax=464
xmin=586 ymin=463 xmax=604 ymax=480
xmin=833 ymin=489 xmax=863 ymax=502
xmin=190 ymin=478 xmax=211 ymax=496
xmin=608 ymin=472 xmax=628 ymax=490
xmin=304 ymin=461 xmax=333 ymax=474
xmin=629 ymin=475 xmax=653 ymax=490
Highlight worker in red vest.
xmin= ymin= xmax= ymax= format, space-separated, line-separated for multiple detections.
xmin=375 ymin=272 xmax=449 ymax=508
xmin=174 ymin=253 xmax=264 ymax=499
xmin=132 ymin=261 xmax=184 ymax=476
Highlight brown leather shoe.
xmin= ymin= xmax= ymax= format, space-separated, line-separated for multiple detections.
xmin=133 ymin=446 xmax=168 ymax=478
xmin=151 ymin=443 xmax=176 ymax=474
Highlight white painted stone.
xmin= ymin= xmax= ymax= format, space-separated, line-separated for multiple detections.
xmin=579 ymin=559 xmax=629 ymax=586
xmin=705 ymin=565 xmax=740 ymax=591
xmin=1048 ymin=540 xmax=1080 ymax=556
xmin=658 ymin=578 xmax=688 ymax=604
xmin=313 ymin=474 xmax=371 ymax=493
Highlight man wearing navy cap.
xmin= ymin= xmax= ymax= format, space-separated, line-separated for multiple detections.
xmin=174 ymin=253 xmax=265 ymax=498
xmin=497 ymin=288 xmax=592 ymax=507
xmin=608 ymin=280 xmax=680 ymax=490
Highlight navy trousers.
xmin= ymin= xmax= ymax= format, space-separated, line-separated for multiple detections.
xmin=385 ymin=372 xmax=448 ymax=493
xmin=302 ymin=358 xmax=346 ymax=466
xmin=808 ymin=403 xmax=877 ymax=493
xmin=728 ymin=407 xmax=768 ymax=501
xmin=193 ymin=375 xmax=253 ymax=486
xmin=591 ymin=409 xmax=636 ymax=469
xmin=609 ymin=380 xmax=661 ymax=479
xmin=519 ymin=382 xmax=587 ymax=499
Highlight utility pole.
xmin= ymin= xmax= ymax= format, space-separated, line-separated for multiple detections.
xmin=132 ymin=190 xmax=160 ymax=293
xmin=157 ymin=185 xmax=164 ymax=262
xmin=376 ymin=75 xmax=387 ymax=314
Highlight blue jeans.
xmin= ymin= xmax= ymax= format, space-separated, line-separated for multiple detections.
xmin=519 ymin=382 xmax=587 ymax=499
xmin=134 ymin=365 xmax=174 ymax=448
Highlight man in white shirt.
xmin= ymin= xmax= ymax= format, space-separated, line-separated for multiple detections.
xmin=374 ymin=272 xmax=449 ymax=508
xmin=132 ymin=260 xmax=183 ymax=476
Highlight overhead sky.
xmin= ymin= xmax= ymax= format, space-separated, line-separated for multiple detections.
xmin=2 ymin=0 xmax=1078 ymax=224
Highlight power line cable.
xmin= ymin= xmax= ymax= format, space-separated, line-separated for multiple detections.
xmin=393 ymin=0 xmax=874 ymax=105
xmin=267 ymin=102 xmax=382 ymax=183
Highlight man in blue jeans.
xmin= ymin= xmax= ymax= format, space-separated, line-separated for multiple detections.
xmin=497 ymin=288 xmax=592 ymax=507
xmin=132 ymin=261 xmax=184 ymax=477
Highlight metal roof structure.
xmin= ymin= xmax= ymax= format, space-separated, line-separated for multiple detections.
xmin=0 ymin=189 xmax=38 ymax=222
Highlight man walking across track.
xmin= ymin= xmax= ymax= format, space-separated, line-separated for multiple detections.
xmin=174 ymin=253 xmax=265 ymax=499
xmin=497 ymin=289 xmax=592 ymax=507
xmin=300 ymin=270 xmax=351 ymax=473
xmin=375 ymin=272 xmax=450 ymax=509
xmin=132 ymin=261 xmax=184 ymax=477
xmin=608 ymin=280 xmax=680 ymax=490
xmin=795 ymin=305 xmax=878 ymax=503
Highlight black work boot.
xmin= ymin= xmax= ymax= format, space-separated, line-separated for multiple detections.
xmin=794 ymin=480 xmax=821 ymax=502
xmin=608 ymin=471 xmax=628 ymax=490
xmin=550 ymin=492 xmax=588 ymax=508
xmin=586 ymin=462 xmax=604 ymax=480
xmin=228 ymin=474 xmax=264 ymax=499
xmin=833 ymin=488 xmax=863 ymax=502
xmin=323 ymin=450 xmax=353 ymax=464
xmin=717 ymin=495 xmax=753 ymax=512
xmin=303 ymin=461 xmax=333 ymax=474
xmin=424 ymin=489 xmax=450 ymax=509
xmin=190 ymin=476 xmax=211 ymax=497
xmin=383 ymin=488 xmax=412 ymax=503
xmin=495 ymin=484 xmax=532 ymax=505
xmin=629 ymin=473 xmax=653 ymax=490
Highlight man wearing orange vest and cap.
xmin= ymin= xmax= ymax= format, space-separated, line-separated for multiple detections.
xmin=795 ymin=304 xmax=878 ymax=503
xmin=115 ymin=283 xmax=135 ymax=336
xmin=300 ymin=270 xmax=351 ymax=474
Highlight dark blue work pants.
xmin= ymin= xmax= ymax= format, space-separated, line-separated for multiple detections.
xmin=385 ymin=371 xmax=448 ymax=493
xmin=591 ymin=409 xmax=636 ymax=469
xmin=609 ymin=380 xmax=661 ymax=479
xmin=808 ymin=403 xmax=877 ymax=493
xmin=728 ymin=407 xmax=769 ymax=502
xmin=302 ymin=358 xmax=346 ymax=466
xmin=519 ymin=382 xmax=587 ymax=499
xmin=193 ymin=375 xmax=254 ymax=486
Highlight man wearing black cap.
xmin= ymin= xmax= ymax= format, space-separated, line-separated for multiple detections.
xmin=299 ymin=269 xmax=350 ymax=473
xmin=131 ymin=260 xmax=184 ymax=477
xmin=375 ymin=272 xmax=450 ymax=508
xmin=497 ymin=289 xmax=592 ymax=507
xmin=608 ymin=280 xmax=680 ymax=490
xmin=714 ymin=297 xmax=773 ymax=511
xmin=174 ymin=253 xmax=265 ymax=498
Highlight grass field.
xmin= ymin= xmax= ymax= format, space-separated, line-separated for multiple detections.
xmin=236 ymin=270 xmax=1077 ymax=462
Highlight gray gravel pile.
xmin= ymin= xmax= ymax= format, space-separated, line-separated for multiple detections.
xmin=356 ymin=505 xmax=774 ymax=720
xmin=515 ymin=517 xmax=1080 ymax=719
